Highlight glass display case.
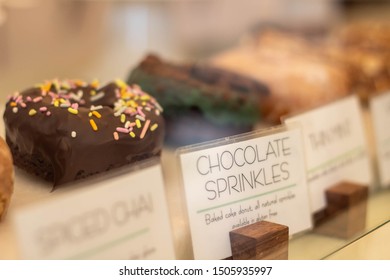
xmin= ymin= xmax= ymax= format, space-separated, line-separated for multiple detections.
xmin=0 ymin=0 xmax=389 ymax=260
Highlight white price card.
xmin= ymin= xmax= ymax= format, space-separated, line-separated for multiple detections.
xmin=12 ymin=161 xmax=175 ymax=260
xmin=284 ymin=95 xmax=373 ymax=212
xmin=178 ymin=126 xmax=312 ymax=260
xmin=370 ymin=91 xmax=390 ymax=188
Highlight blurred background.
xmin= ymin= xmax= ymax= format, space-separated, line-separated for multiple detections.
xmin=0 ymin=0 xmax=389 ymax=96
xmin=0 ymin=0 xmax=390 ymax=260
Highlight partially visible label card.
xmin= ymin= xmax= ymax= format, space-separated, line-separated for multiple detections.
xmin=370 ymin=91 xmax=390 ymax=188
xmin=179 ymin=127 xmax=311 ymax=260
xmin=13 ymin=163 xmax=175 ymax=260
xmin=284 ymin=95 xmax=373 ymax=212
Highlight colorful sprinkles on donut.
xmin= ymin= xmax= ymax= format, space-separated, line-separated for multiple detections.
xmin=3 ymin=79 xmax=165 ymax=186
xmin=5 ymin=79 xmax=163 ymax=141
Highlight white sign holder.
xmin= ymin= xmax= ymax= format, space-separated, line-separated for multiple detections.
xmin=12 ymin=158 xmax=176 ymax=260
xmin=178 ymin=125 xmax=311 ymax=260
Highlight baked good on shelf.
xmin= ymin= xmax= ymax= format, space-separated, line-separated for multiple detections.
xmin=3 ymin=79 xmax=164 ymax=187
xmin=127 ymin=54 xmax=269 ymax=146
xmin=324 ymin=20 xmax=390 ymax=103
xmin=211 ymin=28 xmax=354 ymax=124
xmin=0 ymin=136 xmax=14 ymax=221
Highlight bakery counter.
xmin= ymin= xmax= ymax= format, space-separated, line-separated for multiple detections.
xmin=1 ymin=0 xmax=390 ymax=260
xmin=1 ymin=95 xmax=389 ymax=261
xmin=0 ymin=133 xmax=389 ymax=260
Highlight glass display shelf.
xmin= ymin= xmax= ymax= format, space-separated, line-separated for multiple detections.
xmin=0 ymin=145 xmax=389 ymax=260
xmin=0 ymin=0 xmax=389 ymax=260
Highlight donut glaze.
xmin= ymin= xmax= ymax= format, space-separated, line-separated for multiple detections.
xmin=3 ymin=79 xmax=164 ymax=187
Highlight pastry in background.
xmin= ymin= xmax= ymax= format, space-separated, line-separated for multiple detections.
xmin=0 ymin=136 xmax=13 ymax=221
xmin=211 ymin=28 xmax=354 ymax=124
xmin=324 ymin=20 xmax=390 ymax=104
xmin=334 ymin=20 xmax=390 ymax=51
xmin=127 ymin=54 xmax=270 ymax=146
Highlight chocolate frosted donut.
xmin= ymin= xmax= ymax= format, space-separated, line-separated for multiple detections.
xmin=3 ymin=79 xmax=164 ymax=187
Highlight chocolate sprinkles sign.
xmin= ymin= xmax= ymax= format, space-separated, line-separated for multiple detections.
xmin=178 ymin=126 xmax=312 ymax=260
